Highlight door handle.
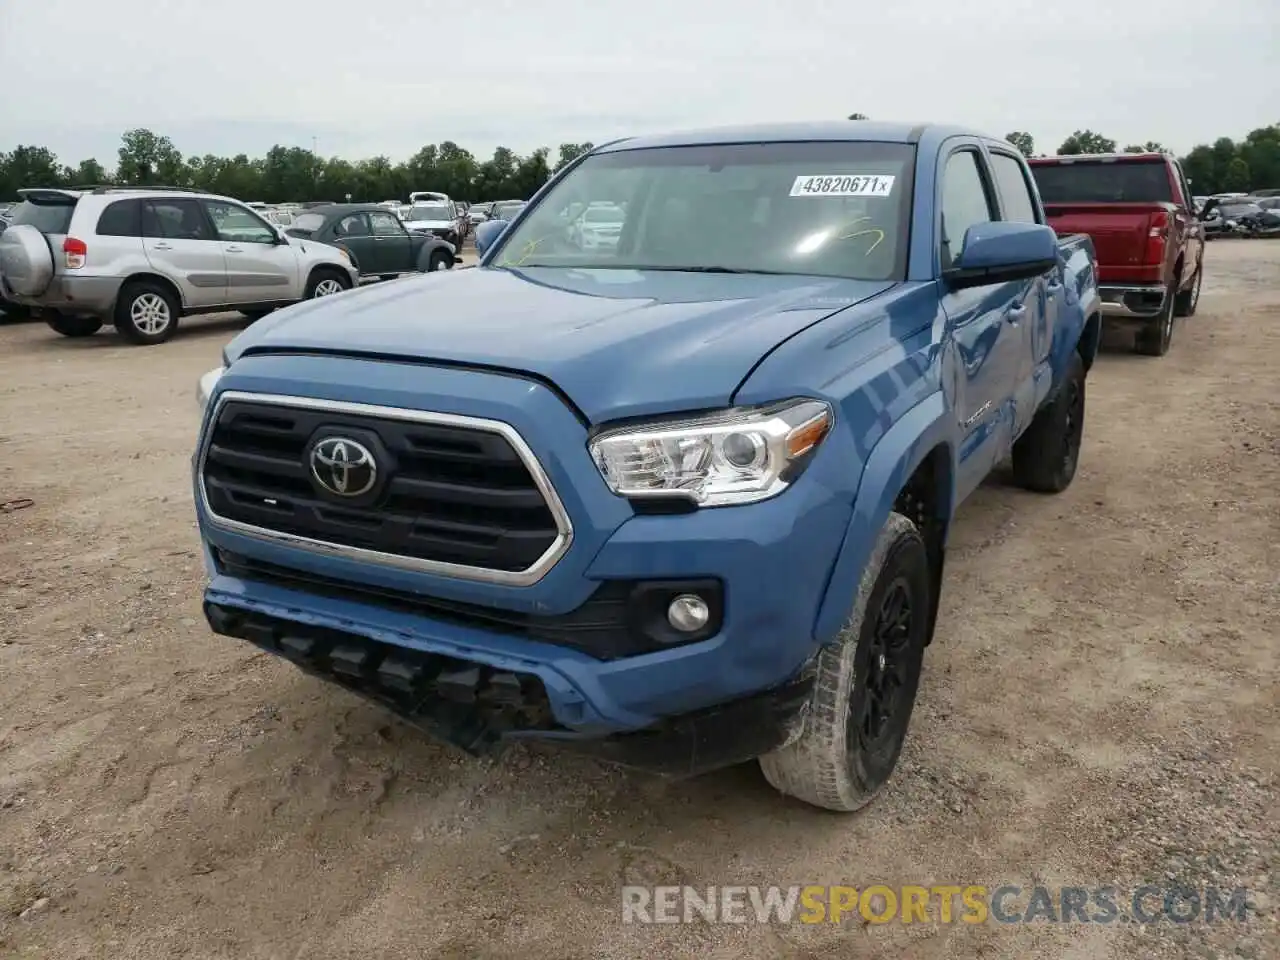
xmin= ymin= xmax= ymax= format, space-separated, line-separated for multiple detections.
xmin=225 ymin=245 xmax=244 ymax=253
xmin=1005 ymin=304 xmax=1027 ymax=323
xmin=151 ymin=242 xmax=172 ymax=250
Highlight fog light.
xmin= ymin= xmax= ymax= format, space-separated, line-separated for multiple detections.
xmin=667 ymin=594 xmax=710 ymax=633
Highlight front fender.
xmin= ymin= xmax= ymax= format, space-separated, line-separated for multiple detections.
xmin=813 ymin=390 xmax=954 ymax=644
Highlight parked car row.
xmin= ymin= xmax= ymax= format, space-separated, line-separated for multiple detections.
xmin=0 ymin=186 xmax=395 ymax=343
xmin=1200 ymin=196 xmax=1280 ymax=239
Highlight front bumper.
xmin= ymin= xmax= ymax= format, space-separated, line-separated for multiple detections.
xmin=2 ymin=273 xmax=123 ymax=317
xmin=1098 ymin=283 xmax=1167 ymax=320
xmin=205 ymin=599 xmax=815 ymax=776
xmin=195 ymin=353 xmax=855 ymax=741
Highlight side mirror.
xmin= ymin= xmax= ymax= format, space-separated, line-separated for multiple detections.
xmin=475 ymin=219 xmax=508 ymax=257
xmin=943 ymin=222 xmax=1059 ymax=289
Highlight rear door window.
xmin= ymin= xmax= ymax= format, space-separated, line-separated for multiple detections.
xmin=988 ymin=153 xmax=1040 ymax=224
xmin=1031 ymin=160 xmax=1173 ymax=204
xmin=141 ymin=199 xmax=214 ymax=241
xmin=9 ymin=197 xmax=77 ymax=234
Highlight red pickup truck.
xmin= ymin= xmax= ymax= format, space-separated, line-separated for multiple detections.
xmin=1028 ymin=153 xmax=1204 ymax=356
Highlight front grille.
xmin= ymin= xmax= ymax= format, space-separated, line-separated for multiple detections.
xmin=200 ymin=395 xmax=568 ymax=579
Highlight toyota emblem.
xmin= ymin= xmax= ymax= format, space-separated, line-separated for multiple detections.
xmin=309 ymin=436 xmax=378 ymax=497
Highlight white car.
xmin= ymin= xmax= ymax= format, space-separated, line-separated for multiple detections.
xmin=572 ymin=203 xmax=625 ymax=251
xmin=401 ymin=201 xmax=463 ymax=250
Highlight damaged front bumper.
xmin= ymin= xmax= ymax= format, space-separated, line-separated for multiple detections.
xmin=205 ymin=600 xmax=815 ymax=777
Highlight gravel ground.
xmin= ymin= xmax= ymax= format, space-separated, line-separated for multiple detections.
xmin=0 ymin=241 xmax=1276 ymax=960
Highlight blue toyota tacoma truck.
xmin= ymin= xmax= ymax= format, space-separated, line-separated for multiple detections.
xmin=193 ymin=122 xmax=1101 ymax=812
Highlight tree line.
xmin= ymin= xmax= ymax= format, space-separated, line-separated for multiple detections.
xmin=3 ymin=121 xmax=1279 ymax=204
xmin=0 ymin=129 xmax=594 ymax=204
xmin=851 ymin=116 xmax=1280 ymax=195
xmin=1000 ymin=126 xmax=1280 ymax=194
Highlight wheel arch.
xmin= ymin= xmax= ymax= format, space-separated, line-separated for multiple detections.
xmin=305 ymin=262 xmax=352 ymax=290
xmin=119 ymin=272 xmax=185 ymax=310
xmin=1078 ymin=311 xmax=1103 ymax=372
xmin=813 ymin=391 xmax=955 ymax=647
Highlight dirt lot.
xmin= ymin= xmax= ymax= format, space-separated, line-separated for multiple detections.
xmin=0 ymin=242 xmax=1276 ymax=960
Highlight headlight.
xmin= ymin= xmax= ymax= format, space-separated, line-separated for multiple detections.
xmin=589 ymin=399 xmax=833 ymax=507
xmin=197 ymin=366 xmax=224 ymax=410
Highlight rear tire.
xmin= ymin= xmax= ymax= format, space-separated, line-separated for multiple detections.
xmin=1011 ymin=350 xmax=1086 ymax=493
xmin=305 ymin=269 xmax=351 ymax=299
xmin=1134 ymin=287 xmax=1175 ymax=356
xmin=47 ymin=315 xmax=104 ymax=338
xmin=758 ymin=512 xmax=930 ymax=812
xmin=2 ymin=302 xmax=33 ymax=322
xmin=1174 ymin=265 xmax=1202 ymax=318
xmin=114 ymin=281 xmax=180 ymax=345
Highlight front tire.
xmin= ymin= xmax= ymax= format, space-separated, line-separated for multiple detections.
xmin=305 ymin=269 xmax=351 ymax=299
xmin=47 ymin=315 xmax=104 ymax=338
xmin=114 ymin=282 xmax=179 ymax=345
xmin=758 ymin=512 xmax=930 ymax=812
xmin=1011 ymin=350 xmax=1086 ymax=493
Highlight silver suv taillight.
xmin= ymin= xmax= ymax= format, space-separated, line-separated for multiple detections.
xmin=62 ymin=236 xmax=87 ymax=269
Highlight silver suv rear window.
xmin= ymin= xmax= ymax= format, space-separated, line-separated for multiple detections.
xmin=9 ymin=198 xmax=75 ymax=234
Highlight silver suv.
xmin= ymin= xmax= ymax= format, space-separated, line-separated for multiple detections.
xmin=0 ymin=186 xmax=359 ymax=345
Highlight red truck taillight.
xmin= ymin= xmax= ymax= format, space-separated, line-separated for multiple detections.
xmin=1145 ymin=211 xmax=1169 ymax=266
xmin=62 ymin=236 xmax=87 ymax=269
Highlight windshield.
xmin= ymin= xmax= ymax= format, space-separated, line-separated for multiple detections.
xmin=1031 ymin=159 xmax=1173 ymax=204
xmin=489 ymin=141 xmax=913 ymax=280
xmin=10 ymin=197 xmax=76 ymax=234
xmin=290 ymin=212 xmax=326 ymax=232
xmin=407 ymin=204 xmax=452 ymax=221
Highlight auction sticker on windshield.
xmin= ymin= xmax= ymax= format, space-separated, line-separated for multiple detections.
xmin=790 ymin=175 xmax=896 ymax=198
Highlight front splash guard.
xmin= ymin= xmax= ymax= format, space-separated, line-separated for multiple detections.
xmin=205 ymin=601 xmax=557 ymax=756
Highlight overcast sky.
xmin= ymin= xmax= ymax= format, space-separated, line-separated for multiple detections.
xmin=3 ymin=0 xmax=1276 ymax=166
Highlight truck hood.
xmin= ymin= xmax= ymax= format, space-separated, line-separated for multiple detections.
xmin=227 ymin=265 xmax=895 ymax=423
xmin=404 ymin=220 xmax=453 ymax=230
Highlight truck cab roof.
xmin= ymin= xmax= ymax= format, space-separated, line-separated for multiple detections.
xmin=597 ymin=121 xmax=993 ymax=153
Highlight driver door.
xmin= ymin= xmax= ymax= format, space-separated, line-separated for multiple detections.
xmin=202 ymin=199 xmax=299 ymax=303
xmin=368 ymin=211 xmax=412 ymax=273
xmin=937 ymin=146 xmax=1031 ymax=501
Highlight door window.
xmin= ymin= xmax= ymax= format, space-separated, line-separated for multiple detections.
xmin=369 ymin=212 xmax=404 ymax=236
xmin=334 ymin=214 xmax=369 ymax=237
xmin=988 ymin=153 xmax=1040 ymax=224
xmin=940 ymin=150 xmax=995 ymax=269
xmin=142 ymin=199 xmax=214 ymax=241
xmin=204 ymin=200 xmax=278 ymax=244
